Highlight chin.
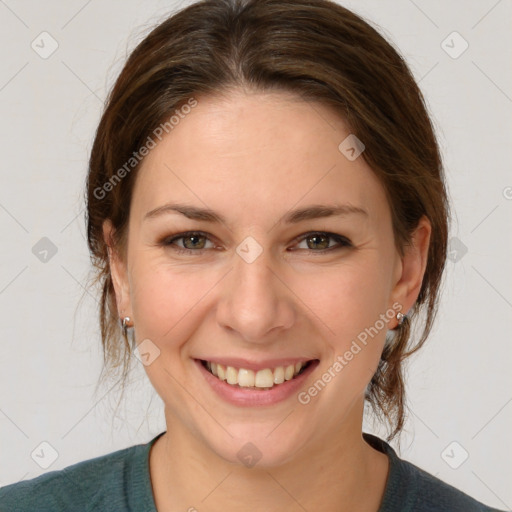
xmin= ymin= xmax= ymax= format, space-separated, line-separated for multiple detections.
xmin=200 ymin=419 xmax=312 ymax=469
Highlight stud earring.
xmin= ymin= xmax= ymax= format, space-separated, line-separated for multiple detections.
xmin=396 ymin=312 xmax=406 ymax=326
xmin=121 ymin=316 xmax=134 ymax=337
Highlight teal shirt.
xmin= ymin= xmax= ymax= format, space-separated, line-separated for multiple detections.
xmin=0 ymin=432 xmax=505 ymax=511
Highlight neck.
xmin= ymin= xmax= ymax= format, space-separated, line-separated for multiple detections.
xmin=149 ymin=401 xmax=389 ymax=512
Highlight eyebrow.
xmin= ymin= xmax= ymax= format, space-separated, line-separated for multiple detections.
xmin=144 ymin=202 xmax=368 ymax=225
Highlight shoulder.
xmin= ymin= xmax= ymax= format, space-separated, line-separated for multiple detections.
xmin=399 ymin=458 xmax=503 ymax=512
xmin=363 ymin=433 xmax=505 ymax=512
xmin=0 ymin=440 xmax=153 ymax=512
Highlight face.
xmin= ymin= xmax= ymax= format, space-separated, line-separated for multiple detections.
xmin=105 ymin=89 xmax=429 ymax=467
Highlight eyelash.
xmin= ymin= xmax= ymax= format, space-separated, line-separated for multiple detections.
xmin=160 ymin=230 xmax=353 ymax=255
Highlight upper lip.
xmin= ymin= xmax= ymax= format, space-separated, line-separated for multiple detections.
xmin=196 ymin=357 xmax=316 ymax=372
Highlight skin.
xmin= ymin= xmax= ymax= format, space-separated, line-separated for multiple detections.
xmin=103 ymin=89 xmax=431 ymax=511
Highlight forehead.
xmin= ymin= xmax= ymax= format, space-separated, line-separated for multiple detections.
xmin=131 ymin=90 xmax=388 ymax=226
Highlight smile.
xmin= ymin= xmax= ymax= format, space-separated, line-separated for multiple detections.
xmin=195 ymin=358 xmax=320 ymax=406
xmin=201 ymin=359 xmax=312 ymax=390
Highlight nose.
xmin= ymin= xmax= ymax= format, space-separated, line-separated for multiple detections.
xmin=216 ymin=246 xmax=296 ymax=343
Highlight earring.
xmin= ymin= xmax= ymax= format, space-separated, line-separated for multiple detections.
xmin=396 ymin=312 xmax=406 ymax=326
xmin=121 ymin=316 xmax=134 ymax=337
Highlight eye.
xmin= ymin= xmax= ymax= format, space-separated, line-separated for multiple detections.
xmin=162 ymin=231 xmax=215 ymax=254
xmin=160 ymin=230 xmax=352 ymax=255
xmin=293 ymin=232 xmax=352 ymax=253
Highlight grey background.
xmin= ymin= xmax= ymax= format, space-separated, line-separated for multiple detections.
xmin=0 ymin=0 xmax=511 ymax=509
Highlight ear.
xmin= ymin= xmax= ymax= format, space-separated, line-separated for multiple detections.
xmin=102 ymin=219 xmax=131 ymax=319
xmin=390 ymin=215 xmax=431 ymax=324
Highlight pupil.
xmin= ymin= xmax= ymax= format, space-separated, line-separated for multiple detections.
xmin=309 ymin=234 xmax=328 ymax=250
xmin=186 ymin=235 xmax=204 ymax=249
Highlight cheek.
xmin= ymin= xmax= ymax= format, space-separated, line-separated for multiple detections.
xmin=304 ymin=256 xmax=392 ymax=385
xmin=304 ymin=257 xmax=392 ymax=338
xmin=129 ymin=258 xmax=214 ymax=344
xmin=128 ymin=262 xmax=213 ymax=410
xmin=291 ymin=261 xmax=393 ymax=426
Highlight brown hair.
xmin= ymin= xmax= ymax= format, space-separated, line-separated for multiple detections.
xmin=86 ymin=0 xmax=449 ymax=442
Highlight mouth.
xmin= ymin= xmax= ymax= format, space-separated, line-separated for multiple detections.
xmin=199 ymin=359 xmax=315 ymax=390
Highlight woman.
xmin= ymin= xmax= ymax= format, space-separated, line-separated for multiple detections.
xmin=0 ymin=0 xmax=505 ymax=510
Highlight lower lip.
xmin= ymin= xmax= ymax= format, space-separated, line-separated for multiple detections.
xmin=194 ymin=359 xmax=319 ymax=407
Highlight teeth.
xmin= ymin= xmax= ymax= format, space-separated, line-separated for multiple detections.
xmin=284 ymin=364 xmax=295 ymax=381
xmin=255 ymin=368 xmax=274 ymax=388
xmin=217 ymin=364 xmax=226 ymax=381
xmin=273 ymin=366 xmax=285 ymax=384
xmin=226 ymin=366 xmax=238 ymax=385
xmin=204 ymin=361 xmax=308 ymax=389
xmin=238 ymin=368 xmax=255 ymax=387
